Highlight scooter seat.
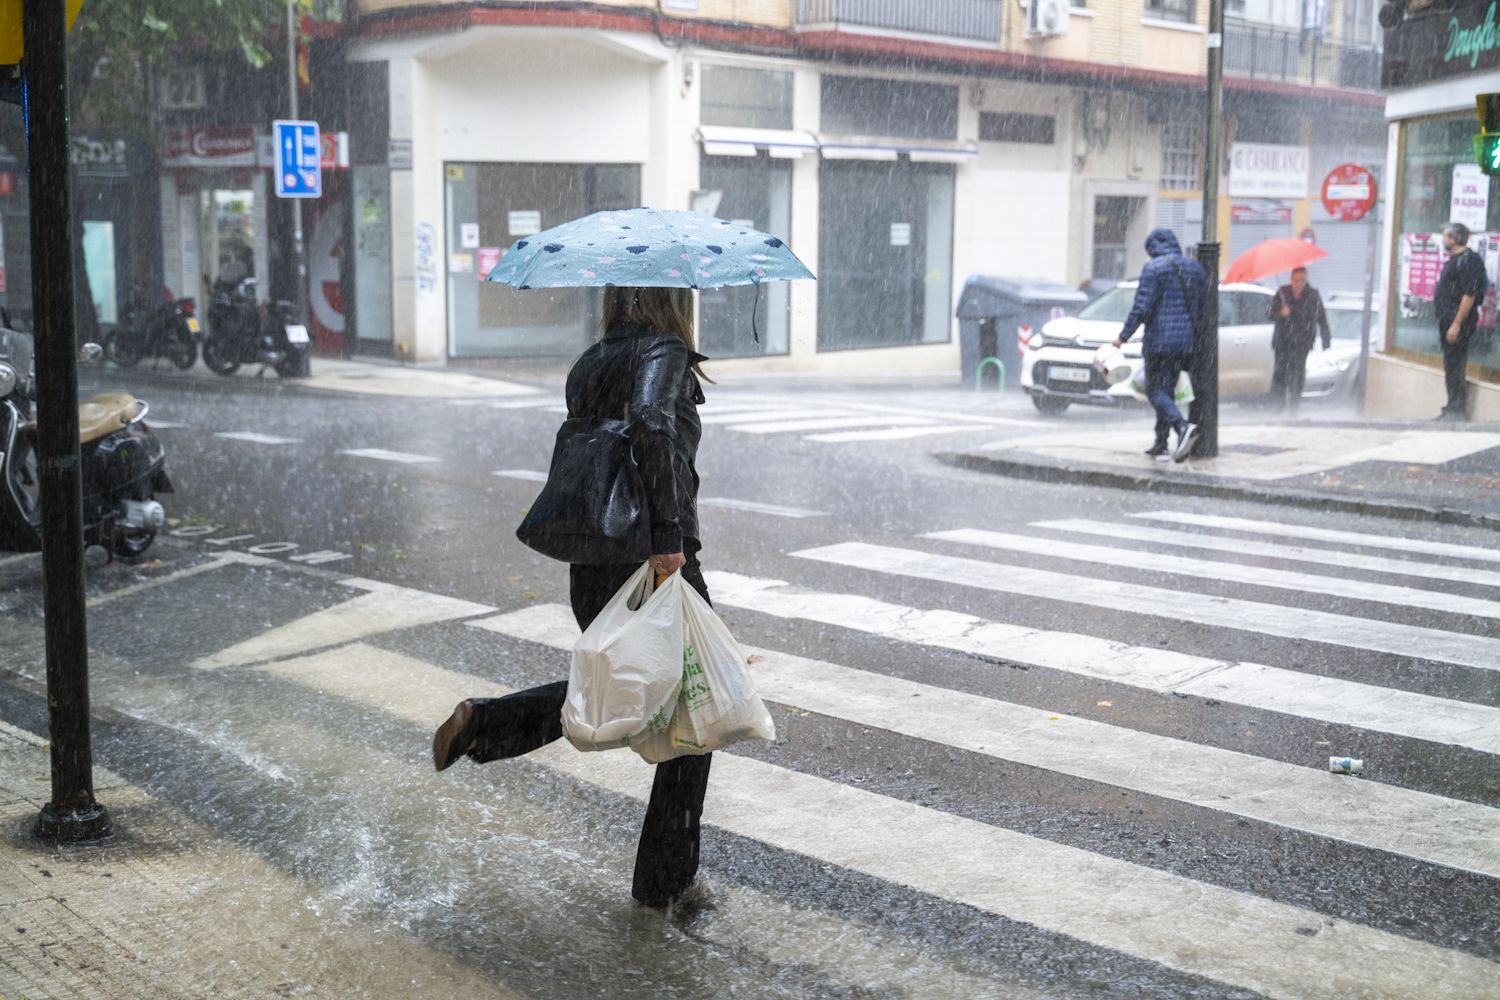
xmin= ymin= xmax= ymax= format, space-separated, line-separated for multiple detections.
xmin=26 ymin=392 xmax=143 ymax=444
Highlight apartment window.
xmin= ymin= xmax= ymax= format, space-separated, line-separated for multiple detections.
xmin=821 ymin=76 xmax=959 ymax=141
xmin=1146 ymin=0 xmax=1196 ymax=23
xmin=979 ymin=112 xmax=1056 ymax=145
xmin=1225 ymin=0 xmax=1245 ymax=14
xmin=701 ymin=65 xmax=794 ymax=131
xmin=1343 ymin=0 xmax=1379 ymax=47
xmin=1161 ymin=115 xmax=1202 ymax=191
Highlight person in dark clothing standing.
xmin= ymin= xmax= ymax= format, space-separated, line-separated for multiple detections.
xmin=1114 ymin=228 xmax=1208 ymax=463
xmin=1267 ymin=267 xmax=1332 ymax=414
xmin=1435 ymin=222 xmax=1488 ymax=421
xmin=432 ymin=285 xmax=714 ymax=908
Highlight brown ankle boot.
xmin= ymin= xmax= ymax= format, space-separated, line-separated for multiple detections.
xmin=432 ymin=700 xmax=477 ymax=772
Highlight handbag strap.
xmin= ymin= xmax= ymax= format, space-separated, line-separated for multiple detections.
xmin=1171 ymin=259 xmax=1201 ymax=339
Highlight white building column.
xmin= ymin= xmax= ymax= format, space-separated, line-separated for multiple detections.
xmin=787 ymin=65 xmax=822 ymax=362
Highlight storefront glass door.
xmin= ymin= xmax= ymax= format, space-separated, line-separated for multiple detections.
xmin=697 ymin=155 xmax=791 ymax=358
xmin=817 ymin=160 xmax=954 ymax=351
xmin=445 ymin=162 xmax=639 ymax=358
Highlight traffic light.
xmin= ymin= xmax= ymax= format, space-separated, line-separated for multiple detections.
xmin=1475 ymin=95 xmax=1500 ymax=176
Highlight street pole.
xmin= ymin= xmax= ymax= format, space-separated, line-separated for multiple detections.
xmin=1192 ymin=0 xmax=1225 ymax=459
xmin=286 ymin=0 xmax=307 ymax=325
xmin=23 ymin=0 xmax=111 ymax=842
xmin=1355 ymin=167 xmax=1381 ymax=413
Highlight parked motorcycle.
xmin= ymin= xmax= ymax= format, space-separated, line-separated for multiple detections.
xmin=203 ymin=277 xmax=312 ymax=378
xmin=0 ymin=325 xmax=172 ymax=560
xmin=103 ymin=285 xmax=200 ymax=371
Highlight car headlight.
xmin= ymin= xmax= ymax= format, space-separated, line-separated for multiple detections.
xmin=0 ymin=361 xmax=17 ymax=397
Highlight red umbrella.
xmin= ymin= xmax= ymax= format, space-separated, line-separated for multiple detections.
xmin=1222 ymin=237 xmax=1329 ymax=284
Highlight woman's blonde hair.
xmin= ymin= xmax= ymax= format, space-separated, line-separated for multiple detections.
xmin=601 ymin=286 xmax=711 ymax=381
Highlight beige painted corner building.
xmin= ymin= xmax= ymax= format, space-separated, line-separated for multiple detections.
xmin=346 ymin=0 xmax=1383 ymax=376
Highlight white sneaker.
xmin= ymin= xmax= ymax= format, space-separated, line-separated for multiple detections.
xmin=1173 ymin=423 xmax=1201 ymax=463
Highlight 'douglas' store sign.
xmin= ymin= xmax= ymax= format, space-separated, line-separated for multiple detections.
xmin=1385 ymin=1 xmax=1500 ymax=88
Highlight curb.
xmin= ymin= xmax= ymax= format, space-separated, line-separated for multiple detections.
xmin=935 ymin=450 xmax=1500 ymax=532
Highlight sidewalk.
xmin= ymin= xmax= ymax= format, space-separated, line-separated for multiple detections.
xmin=939 ymin=418 xmax=1500 ymax=529
xmin=0 ymin=719 xmax=526 ymax=999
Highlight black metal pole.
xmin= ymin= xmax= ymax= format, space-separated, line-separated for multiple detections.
xmin=1192 ymin=0 xmax=1225 ymax=460
xmin=24 ymin=0 xmax=111 ymax=842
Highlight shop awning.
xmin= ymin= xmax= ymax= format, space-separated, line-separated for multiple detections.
xmin=696 ymin=126 xmax=820 ymax=159
xmin=816 ymin=135 xmax=980 ymax=163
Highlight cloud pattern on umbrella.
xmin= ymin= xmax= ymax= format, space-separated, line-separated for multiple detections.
xmin=485 ymin=208 xmax=814 ymax=290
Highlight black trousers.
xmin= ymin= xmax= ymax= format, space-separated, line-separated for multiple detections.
xmin=1442 ymin=332 xmax=1471 ymax=416
xmin=1144 ymin=352 xmax=1191 ymax=447
xmin=466 ymin=553 xmax=713 ymax=904
xmin=1270 ymin=343 xmax=1310 ymax=412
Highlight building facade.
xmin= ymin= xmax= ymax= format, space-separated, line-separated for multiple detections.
xmin=1369 ymin=0 xmax=1500 ymax=419
xmin=342 ymin=0 xmax=1385 ymax=375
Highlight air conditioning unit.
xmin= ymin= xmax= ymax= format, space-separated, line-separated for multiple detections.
xmin=1027 ymin=0 xmax=1070 ymax=37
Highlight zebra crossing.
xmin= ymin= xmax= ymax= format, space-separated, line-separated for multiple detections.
xmin=12 ymin=507 xmax=1500 ymax=998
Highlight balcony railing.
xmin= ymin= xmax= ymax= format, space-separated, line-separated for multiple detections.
xmin=796 ymin=0 xmax=1001 ymax=44
xmin=1222 ymin=22 xmax=1382 ymax=91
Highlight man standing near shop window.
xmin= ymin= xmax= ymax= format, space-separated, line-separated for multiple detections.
xmin=1435 ymin=221 xmax=1488 ymax=421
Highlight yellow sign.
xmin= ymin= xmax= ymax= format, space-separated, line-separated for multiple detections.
xmin=0 ymin=0 xmax=85 ymax=66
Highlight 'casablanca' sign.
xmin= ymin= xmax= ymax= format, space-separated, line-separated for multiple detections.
xmin=1229 ymin=143 xmax=1310 ymax=199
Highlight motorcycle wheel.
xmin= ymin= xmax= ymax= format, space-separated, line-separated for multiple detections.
xmin=0 ymin=430 xmax=41 ymax=545
xmin=105 ymin=525 xmax=157 ymax=561
xmin=202 ymin=336 xmax=241 ymax=376
xmin=166 ymin=326 xmax=197 ymax=370
xmin=104 ymin=329 xmax=141 ymax=368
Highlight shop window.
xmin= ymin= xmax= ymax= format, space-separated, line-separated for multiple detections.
xmin=818 ymin=159 xmax=954 ymax=351
xmin=821 ymin=76 xmax=959 ymax=141
xmin=701 ymin=65 xmax=794 ymax=131
xmin=1391 ymin=114 xmax=1500 ymax=375
xmin=696 ymin=154 xmax=792 ymax=358
xmin=444 ymin=162 xmax=640 ymax=358
xmin=979 ymin=112 xmax=1056 ymax=145
xmin=1145 ymin=0 xmax=1195 ymax=22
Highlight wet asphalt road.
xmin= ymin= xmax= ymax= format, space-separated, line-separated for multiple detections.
xmin=1 ymin=364 xmax=1498 ymax=999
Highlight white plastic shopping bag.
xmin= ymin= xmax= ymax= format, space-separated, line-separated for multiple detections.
xmin=1128 ymin=367 xmax=1194 ymax=405
xmin=562 ymin=563 xmax=684 ymax=752
xmin=631 ymin=581 xmax=776 ymax=764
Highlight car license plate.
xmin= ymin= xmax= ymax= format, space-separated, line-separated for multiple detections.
xmin=185 ymin=317 xmax=200 ymax=334
xmin=284 ymin=324 xmax=310 ymax=344
xmin=1050 ymin=366 xmax=1091 ymax=383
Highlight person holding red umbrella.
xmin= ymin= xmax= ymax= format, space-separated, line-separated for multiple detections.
xmin=1266 ymin=267 xmax=1331 ymax=414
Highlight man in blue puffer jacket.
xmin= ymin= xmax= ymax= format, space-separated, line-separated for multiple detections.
xmin=1113 ymin=228 xmax=1208 ymax=463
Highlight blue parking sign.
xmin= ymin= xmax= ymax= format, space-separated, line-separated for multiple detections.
xmin=273 ymin=120 xmax=321 ymax=199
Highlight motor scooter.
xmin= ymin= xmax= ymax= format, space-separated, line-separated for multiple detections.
xmin=203 ymin=277 xmax=311 ymax=378
xmin=103 ymin=285 xmax=200 ymax=370
xmin=0 ymin=326 xmax=172 ymax=560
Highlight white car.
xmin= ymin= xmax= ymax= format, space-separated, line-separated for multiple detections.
xmin=1020 ymin=281 xmax=1279 ymax=414
xmin=1305 ymin=294 xmax=1379 ymax=403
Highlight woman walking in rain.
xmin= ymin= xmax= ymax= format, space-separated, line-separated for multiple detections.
xmin=432 ymin=285 xmax=713 ymax=908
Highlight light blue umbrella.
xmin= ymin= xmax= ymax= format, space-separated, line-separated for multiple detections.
xmin=485 ymin=207 xmax=814 ymax=290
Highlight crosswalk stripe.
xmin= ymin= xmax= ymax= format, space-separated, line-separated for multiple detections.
xmin=339 ymin=448 xmax=440 ymax=464
xmin=924 ymin=528 xmax=1500 ymax=622
xmin=0 ymin=553 xmax=36 ymax=569
xmin=190 ymin=577 xmax=495 ymax=670
xmin=261 ymin=641 xmax=1500 ymax=1000
xmin=698 ymin=408 xmax=851 ymax=426
xmin=473 ymin=603 xmax=1500 ymax=877
xmin=87 ymin=552 xmax=274 ymax=608
xmin=215 ymin=431 xmax=301 ymax=445
xmin=142 ymin=419 xmax=189 ymax=429
xmin=804 ymin=424 xmax=997 ymax=443
xmin=792 ymin=542 xmax=1500 ymax=672
xmin=698 ymin=498 xmax=826 ymax=519
xmin=1037 ymin=518 xmax=1500 ymax=590
xmin=729 ymin=415 xmax=938 ymax=435
xmin=1136 ymin=511 xmax=1500 ymax=566
xmin=492 ymin=469 xmax=548 ymax=483
xmin=702 ymin=571 xmax=1500 ymax=756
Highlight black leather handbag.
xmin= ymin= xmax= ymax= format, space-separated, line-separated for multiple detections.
xmin=516 ymin=416 xmax=651 ymax=565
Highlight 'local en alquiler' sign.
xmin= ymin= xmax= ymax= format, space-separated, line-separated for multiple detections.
xmin=1451 ymin=163 xmax=1489 ymax=231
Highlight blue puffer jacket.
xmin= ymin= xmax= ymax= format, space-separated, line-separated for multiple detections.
xmin=1118 ymin=229 xmax=1207 ymax=356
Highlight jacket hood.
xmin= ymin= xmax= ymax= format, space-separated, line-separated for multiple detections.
xmin=1145 ymin=228 xmax=1183 ymax=258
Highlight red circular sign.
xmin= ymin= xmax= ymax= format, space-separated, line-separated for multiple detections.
xmin=1320 ymin=163 xmax=1377 ymax=222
